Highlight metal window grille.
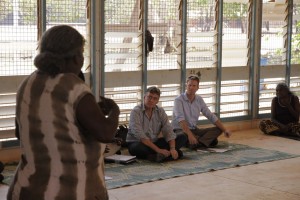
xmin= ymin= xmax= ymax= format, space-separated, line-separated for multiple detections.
xmin=0 ymin=0 xmax=88 ymax=133
xmin=259 ymin=0 xmax=288 ymax=114
xmin=220 ymin=0 xmax=250 ymax=118
xmin=104 ymin=0 xmax=142 ymax=123
xmin=186 ymin=0 xmax=217 ymax=120
xmin=291 ymin=1 xmax=300 ymax=97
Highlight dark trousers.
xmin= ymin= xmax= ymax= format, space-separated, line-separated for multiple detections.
xmin=175 ymin=126 xmax=222 ymax=147
xmin=191 ymin=127 xmax=222 ymax=146
xmin=127 ymin=134 xmax=187 ymax=159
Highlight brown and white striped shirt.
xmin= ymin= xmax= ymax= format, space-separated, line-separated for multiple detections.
xmin=7 ymin=71 xmax=108 ymax=200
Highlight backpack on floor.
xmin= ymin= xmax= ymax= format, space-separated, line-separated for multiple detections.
xmin=115 ymin=125 xmax=128 ymax=147
xmin=0 ymin=161 xmax=4 ymax=183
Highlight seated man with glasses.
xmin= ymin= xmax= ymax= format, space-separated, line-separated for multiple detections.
xmin=126 ymin=86 xmax=187 ymax=162
xmin=172 ymin=75 xmax=232 ymax=149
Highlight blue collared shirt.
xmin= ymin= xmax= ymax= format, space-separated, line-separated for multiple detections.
xmin=172 ymin=92 xmax=218 ymax=130
xmin=126 ymin=104 xmax=176 ymax=142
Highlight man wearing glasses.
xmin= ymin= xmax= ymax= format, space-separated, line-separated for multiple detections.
xmin=126 ymin=86 xmax=187 ymax=162
xmin=172 ymin=75 xmax=232 ymax=149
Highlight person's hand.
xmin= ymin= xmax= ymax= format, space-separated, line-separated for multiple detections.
xmin=170 ymin=149 xmax=178 ymax=160
xmin=113 ymin=137 xmax=122 ymax=146
xmin=158 ymin=149 xmax=171 ymax=157
xmin=188 ymin=134 xmax=198 ymax=145
xmin=224 ymin=130 xmax=232 ymax=138
xmin=105 ymin=145 xmax=110 ymax=153
xmin=98 ymin=96 xmax=119 ymax=115
xmin=280 ymin=98 xmax=291 ymax=107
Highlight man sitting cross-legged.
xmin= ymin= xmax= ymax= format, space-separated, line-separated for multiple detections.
xmin=172 ymin=75 xmax=232 ymax=149
xmin=126 ymin=86 xmax=187 ymax=162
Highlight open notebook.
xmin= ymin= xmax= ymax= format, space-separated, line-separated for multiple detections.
xmin=105 ymin=154 xmax=137 ymax=164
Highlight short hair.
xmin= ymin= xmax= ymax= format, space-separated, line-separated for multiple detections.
xmin=34 ymin=25 xmax=85 ymax=76
xmin=186 ymin=75 xmax=200 ymax=84
xmin=146 ymin=86 xmax=161 ymax=97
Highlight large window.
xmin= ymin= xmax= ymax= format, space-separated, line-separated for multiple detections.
xmin=104 ymin=0 xmax=142 ymax=123
xmin=220 ymin=0 xmax=250 ymax=118
xmin=0 ymin=0 xmax=88 ymax=133
xmin=1 ymin=0 xmax=300 ymax=138
xmin=291 ymin=0 xmax=300 ymax=97
xmin=259 ymin=0 xmax=289 ymax=114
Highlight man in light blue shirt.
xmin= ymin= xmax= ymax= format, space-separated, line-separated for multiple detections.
xmin=172 ymin=75 xmax=232 ymax=149
xmin=126 ymin=86 xmax=187 ymax=162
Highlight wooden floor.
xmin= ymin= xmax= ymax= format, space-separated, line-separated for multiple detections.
xmin=1 ymin=128 xmax=300 ymax=200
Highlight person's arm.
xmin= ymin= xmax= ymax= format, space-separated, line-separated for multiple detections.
xmin=15 ymin=119 xmax=20 ymax=140
xmin=214 ymin=120 xmax=231 ymax=138
xmin=199 ymin=97 xmax=218 ymax=123
xmin=168 ymin=139 xmax=178 ymax=159
xmin=179 ymin=120 xmax=198 ymax=145
xmin=159 ymin=108 xmax=178 ymax=159
xmin=271 ymin=98 xmax=279 ymax=123
xmin=140 ymin=138 xmax=170 ymax=157
xmin=160 ymin=107 xmax=177 ymax=142
xmin=76 ymin=94 xmax=120 ymax=143
xmin=287 ymin=96 xmax=300 ymax=120
xmin=271 ymin=98 xmax=283 ymax=125
xmin=199 ymin=97 xmax=231 ymax=137
xmin=270 ymin=97 xmax=287 ymax=132
xmin=140 ymin=138 xmax=171 ymax=157
xmin=173 ymin=98 xmax=198 ymax=145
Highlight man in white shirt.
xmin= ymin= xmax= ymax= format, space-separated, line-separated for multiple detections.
xmin=172 ymin=75 xmax=232 ymax=149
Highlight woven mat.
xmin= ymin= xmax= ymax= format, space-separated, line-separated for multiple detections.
xmin=2 ymin=142 xmax=299 ymax=189
xmin=1 ymin=162 xmax=17 ymax=186
xmin=104 ymin=142 xmax=299 ymax=189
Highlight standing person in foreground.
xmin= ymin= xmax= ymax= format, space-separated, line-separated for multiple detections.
xmin=7 ymin=25 xmax=120 ymax=200
xmin=259 ymin=82 xmax=300 ymax=137
xmin=126 ymin=86 xmax=187 ymax=162
xmin=172 ymin=75 xmax=232 ymax=149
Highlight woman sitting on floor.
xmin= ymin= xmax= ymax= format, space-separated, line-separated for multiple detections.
xmin=259 ymin=82 xmax=300 ymax=137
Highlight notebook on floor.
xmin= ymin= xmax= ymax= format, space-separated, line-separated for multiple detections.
xmin=104 ymin=154 xmax=137 ymax=164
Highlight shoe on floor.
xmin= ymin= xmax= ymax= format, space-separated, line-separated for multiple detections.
xmin=208 ymin=139 xmax=218 ymax=148
xmin=187 ymin=144 xmax=198 ymax=150
xmin=177 ymin=149 xmax=183 ymax=159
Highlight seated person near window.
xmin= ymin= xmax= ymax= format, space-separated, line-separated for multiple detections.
xmin=259 ymin=82 xmax=300 ymax=137
xmin=172 ymin=75 xmax=232 ymax=149
xmin=126 ymin=86 xmax=187 ymax=162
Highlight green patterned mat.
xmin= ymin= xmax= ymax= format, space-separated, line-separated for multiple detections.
xmin=104 ymin=142 xmax=300 ymax=189
xmin=2 ymin=142 xmax=299 ymax=189
xmin=1 ymin=162 xmax=17 ymax=186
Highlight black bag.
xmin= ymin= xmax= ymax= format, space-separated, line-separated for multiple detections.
xmin=115 ymin=125 xmax=128 ymax=147
xmin=145 ymin=29 xmax=154 ymax=56
xmin=0 ymin=161 xmax=3 ymax=173
xmin=0 ymin=161 xmax=4 ymax=183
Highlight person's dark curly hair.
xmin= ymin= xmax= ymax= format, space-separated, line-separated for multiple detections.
xmin=34 ymin=25 xmax=85 ymax=77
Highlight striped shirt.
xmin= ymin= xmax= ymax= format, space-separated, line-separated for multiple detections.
xmin=7 ymin=71 xmax=108 ymax=200
xmin=126 ymin=104 xmax=176 ymax=143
